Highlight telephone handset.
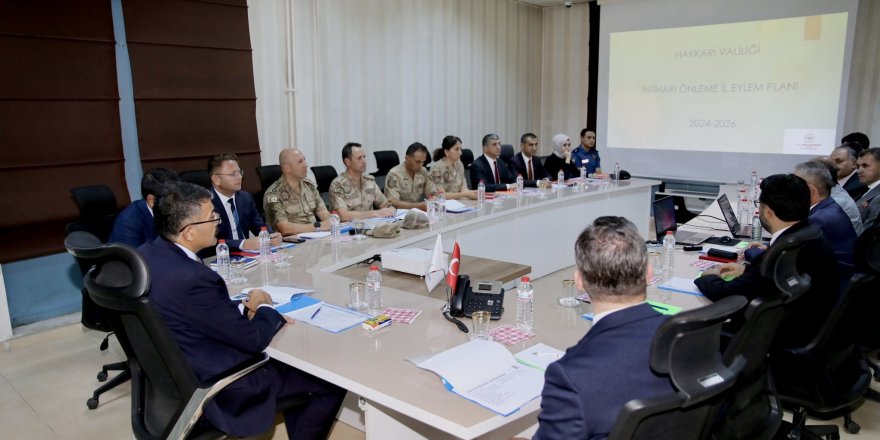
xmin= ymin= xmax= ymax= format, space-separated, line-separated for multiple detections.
xmin=450 ymin=274 xmax=505 ymax=320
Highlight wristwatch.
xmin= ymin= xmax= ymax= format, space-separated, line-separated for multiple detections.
xmin=314 ymin=220 xmax=321 ymax=231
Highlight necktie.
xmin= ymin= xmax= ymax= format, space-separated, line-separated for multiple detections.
xmin=527 ymin=159 xmax=533 ymax=181
xmin=493 ymin=160 xmax=500 ymax=184
xmin=228 ymin=198 xmax=241 ymax=239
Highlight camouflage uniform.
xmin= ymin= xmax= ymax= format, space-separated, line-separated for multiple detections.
xmin=263 ymin=178 xmax=326 ymax=228
xmin=329 ymin=172 xmax=392 ymax=212
xmin=384 ymin=163 xmax=437 ymax=203
xmin=429 ymin=159 xmax=467 ymax=193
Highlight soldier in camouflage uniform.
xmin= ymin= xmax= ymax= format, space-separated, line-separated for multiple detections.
xmin=264 ymin=148 xmax=331 ymax=235
xmin=329 ymin=142 xmax=396 ymax=221
xmin=430 ymin=135 xmax=477 ymax=199
xmin=384 ymin=142 xmax=439 ymax=211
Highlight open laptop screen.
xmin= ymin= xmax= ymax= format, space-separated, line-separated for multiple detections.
xmin=717 ymin=194 xmax=741 ymax=235
xmin=652 ymin=196 xmax=677 ymax=240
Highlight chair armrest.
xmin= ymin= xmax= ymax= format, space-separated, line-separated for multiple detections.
xmin=168 ymin=353 xmax=271 ymax=440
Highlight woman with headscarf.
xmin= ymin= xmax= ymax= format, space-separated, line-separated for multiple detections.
xmin=543 ymin=134 xmax=581 ymax=181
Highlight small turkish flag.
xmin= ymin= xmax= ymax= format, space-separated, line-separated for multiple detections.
xmin=446 ymin=241 xmax=460 ymax=292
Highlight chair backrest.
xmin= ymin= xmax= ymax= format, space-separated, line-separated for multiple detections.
xmin=856 ymin=224 xmax=880 ymax=273
xmin=255 ymin=165 xmax=281 ymax=192
xmin=460 ymin=148 xmax=475 ymax=169
xmin=179 ymin=170 xmax=212 ymax=189
xmin=68 ymin=184 xmax=119 ymax=243
xmin=372 ymin=150 xmax=400 ymax=176
xmin=758 ymin=225 xmax=822 ymax=300
xmin=65 ymin=231 xmax=201 ymax=440
xmin=609 ymin=295 xmax=748 ymax=440
xmin=310 ymin=165 xmax=338 ymax=194
xmin=499 ymin=144 xmax=514 ymax=164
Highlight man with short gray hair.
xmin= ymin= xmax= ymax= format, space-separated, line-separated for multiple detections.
xmin=811 ymin=158 xmax=862 ymax=234
xmin=793 ymin=161 xmax=856 ymax=284
xmin=469 ymin=133 xmax=515 ymax=191
xmin=534 ymin=216 xmax=674 ymax=440
xmin=830 ymin=145 xmax=868 ymax=200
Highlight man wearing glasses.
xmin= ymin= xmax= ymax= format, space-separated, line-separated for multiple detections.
xmin=208 ymin=153 xmax=281 ymax=251
xmin=139 ymin=181 xmax=345 ymax=438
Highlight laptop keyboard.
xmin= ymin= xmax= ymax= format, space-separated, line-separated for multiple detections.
xmin=673 ymin=230 xmax=712 ymax=244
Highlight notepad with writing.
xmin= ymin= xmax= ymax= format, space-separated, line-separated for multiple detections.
xmin=411 ymin=339 xmax=544 ymax=416
xmin=282 ymin=300 xmax=370 ymax=333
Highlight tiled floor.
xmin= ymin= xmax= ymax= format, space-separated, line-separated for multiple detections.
xmin=2 ymin=268 xmax=879 ymax=439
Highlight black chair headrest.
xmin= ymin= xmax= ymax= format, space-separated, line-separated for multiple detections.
xmin=65 ymin=232 xmax=151 ymax=303
xmin=758 ymin=224 xmax=822 ymax=301
xmin=650 ymin=295 xmax=748 ymax=405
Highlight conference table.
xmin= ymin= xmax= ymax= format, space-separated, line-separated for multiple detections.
xmin=235 ymin=178 xmax=713 ymax=439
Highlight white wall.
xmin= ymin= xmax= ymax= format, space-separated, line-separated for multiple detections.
xmin=249 ymin=0 xmax=592 ymax=170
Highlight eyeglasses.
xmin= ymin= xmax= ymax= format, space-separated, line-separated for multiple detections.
xmin=213 ymin=170 xmax=245 ymax=177
xmin=179 ymin=212 xmax=222 ymax=232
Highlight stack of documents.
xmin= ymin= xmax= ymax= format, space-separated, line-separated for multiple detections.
xmin=444 ymin=199 xmax=474 ymax=213
xmin=411 ymin=339 xmax=544 ymax=416
xmin=280 ymin=295 xmax=370 ymax=333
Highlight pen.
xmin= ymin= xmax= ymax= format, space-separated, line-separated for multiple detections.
xmin=533 ymin=352 xmax=561 ymax=358
xmin=310 ymin=307 xmax=322 ymax=320
xmin=651 ymin=303 xmax=670 ymax=312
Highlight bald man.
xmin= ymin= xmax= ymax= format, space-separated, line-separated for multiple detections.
xmin=263 ymin=148 xmax=331 ymax=235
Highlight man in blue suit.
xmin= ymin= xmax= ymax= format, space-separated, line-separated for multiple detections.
xmin=109 ymin=167 xmax=179 ymax=247
xmin=534 ymin=216 xmax=674 ymax=440
xmin=794 ymin=161 xmax=857 ymax=285
xmin=139 ymin=181 xmax=345 ymax=438
xmin=208 ymin=153 xmax=281 ymax=251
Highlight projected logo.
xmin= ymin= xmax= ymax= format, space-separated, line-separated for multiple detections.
xmin=783 ymin=129 xmax=835 ymax=155
xmin=804 ymin=134 xmax=816 ymax=144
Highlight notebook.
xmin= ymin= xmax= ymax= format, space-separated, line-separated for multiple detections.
xmin=717 ymin=194 xmax=770 ymax=239
xmin=652 ymin=196 xmax=713 ymax=245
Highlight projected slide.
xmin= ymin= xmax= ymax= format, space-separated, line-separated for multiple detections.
xmin=607 ymin=13 xmax=847 ymax=155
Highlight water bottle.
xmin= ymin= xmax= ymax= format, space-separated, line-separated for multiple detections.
xmin=579 ymin=166 xmax=587 ymax=183
xmin=614 ymin=162 xmax=621 ymax=184
xmin=366 ymin=265 xmax=383 ymax=316
xmin=662 ymin=231 xmax=676 ymax=281
xmin=557 ymin=170 xmax=565 ymax=186
xmin=516 ymin=276 xmax=534 ymax=331
xmin=437 ymin=193 xmax=446 ymax=220
xmin=738 ymin=192 xmax=751 ymax=227
xmin=749 ymin=171 xmax=759 ymax=202
xmin=516 ymin=174 xmax=524 ymax=193
xmin=258 ymin=227 xmax=271 ymax=262
xmin=427 ymin=196 xmax=437 ymax=224
xmin=751 ymin=209 xmax=763 ymax=242
xmin=477 ymin=180 xmax=486 ymax=205
xmin=215 ymin=239 xmax=230 ymax=280
xmin=330 ymin=210 xmax=341 ymax=242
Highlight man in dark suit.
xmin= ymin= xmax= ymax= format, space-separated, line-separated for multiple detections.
xmin=109 ymin=167 xmax=179 ymax=247
xmin=534 ymin=216 xmax=674 ymax=440
xmin=508 ymin=132 xmax=549 ymax=187
xmin=208 ymin=153 xmax=281 ymax=251
xmin=794 ymin=161 xmax=856 ymax=286
xmin=831 ymin=145 xmax=868 ymax=200
xmin=139 ymin=181 xmax=345 ymax=438
xmin=695 ymin=174 xmax=840 ymax=349
xmin=469 ymin=133 xmax=516 ymax=191
xmin=856 ymin=148 xmax=880 ymax=231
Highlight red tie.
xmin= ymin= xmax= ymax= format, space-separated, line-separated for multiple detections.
xmin=527 ymin=159 xmax=533 ymax=180
xmin=494 ymin=160 xmax=501 ymax=183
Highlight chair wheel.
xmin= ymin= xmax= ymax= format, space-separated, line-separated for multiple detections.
xmin=873 ymin=370 xmax=880 ymax=381
xmin=87 ymin=397 xmax=99 ymax=410
xmin=844 ymin=420 xmax=860 ymax=434
xmin=97 ymin=371 xmax=108 ymax=381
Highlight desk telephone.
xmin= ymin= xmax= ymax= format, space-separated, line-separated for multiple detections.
xmin=449 ymin=275 xmax=505 ymax=320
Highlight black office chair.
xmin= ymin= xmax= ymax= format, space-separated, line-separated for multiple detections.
xmin=608 ymin=295 xmax=748 ymax=440
xmin=310 ymin=165 xmax=338 ymax=208
xmin=770 ymin=227 xmax=877 ymax=439
xmin=64 ymin=231 xmax=278 ymax=440
xmin=254 ymin=165 xmax=282 ymax=215
xmin=854 ymin=226 xmax=880 ymax=404
xmin=707 ymin=229 xmax=820 ymax=439
xmin=460 ymin=148 xmax=474 ymax=169
xmin=499 ymin=144 xmax=514 ymax=165
xmin=179 ymin=170 xmax=212 ymax=189
xmin=372 ymin=150 xmax=400 ymax=191
xmin=67 ymin=185 xmax=131 ymax=410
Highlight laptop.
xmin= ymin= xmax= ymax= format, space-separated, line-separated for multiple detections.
xmin=652 ymin=196 xmax=713 ymax=245
xmin=717 ymin=193 xmax=770 ymax=239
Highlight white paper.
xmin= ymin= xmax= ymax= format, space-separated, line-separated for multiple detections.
xmin=284 ymin=302 xmax=370 ymax=333
xmin=444 ymin=199 xmax=474 ymax=213
xmin=414 ymin=339 xmax=544 ymax=415
xmin=237 ymin=285 xmax=314 ymax=304
xmin=514 ymin=343 xmax=565 ymax=371
xmin=658 ymin=276 xmax=701 ymax=295
xmin=299 ymin=231 xmax=331 ymax=239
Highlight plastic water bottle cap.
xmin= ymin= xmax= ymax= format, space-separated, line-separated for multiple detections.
xmin=370 ymin=265 xmax=379 ymax=271
xmin=260 ymin=226 xmax=267 ymax=231
xmin=666 ymin=231 xmax=674 ymax=235
xmin=521 ymin=276 xmax=530 ymax=282
xmin=218 ymin=239 xmax=225 ymax=243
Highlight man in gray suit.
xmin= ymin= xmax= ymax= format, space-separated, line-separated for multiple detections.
xmin=856 ymin=148 xmax=880 ymax=231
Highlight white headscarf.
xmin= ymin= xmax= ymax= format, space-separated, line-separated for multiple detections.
xmin=552 ymin=134 xmax=572 ymax=158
